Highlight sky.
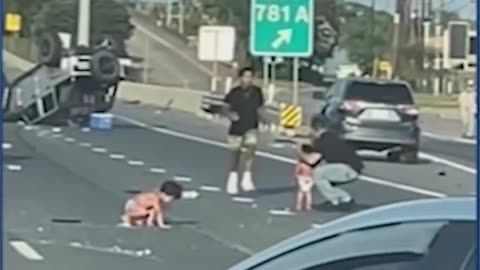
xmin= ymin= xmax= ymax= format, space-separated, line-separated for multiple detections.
xmin=348 ymin=0 xmax=476 ymax=19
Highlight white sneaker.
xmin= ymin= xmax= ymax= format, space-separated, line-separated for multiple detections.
xmin=226 ymin=172 xmax=239 ymax=194
xmin=241 ymin=171 xmax=255 ymax=192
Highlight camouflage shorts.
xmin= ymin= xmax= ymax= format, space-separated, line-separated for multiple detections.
xmin=227 ymin=129 xmax=258 ymax=149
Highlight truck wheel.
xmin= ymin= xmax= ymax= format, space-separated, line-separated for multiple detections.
xmin=90 ymin=49 xmax=121 ymax=85
xmin=36 ymin=32 xmax=63 ymax=67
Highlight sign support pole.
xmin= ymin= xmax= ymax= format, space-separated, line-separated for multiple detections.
xmin=211 ymin=61 xmax=218 ymax=92
xmin=143 ymin=38 xmax=149 ymax=83
xmin=263 ymin=57 xmax=270 ymax=91
xmin=271 ymin=59 xmax=277 ymax=89
xmin=292 ymin=57 xmax=299 ymax=105
xmin=211 ymin=31 xmax=219 ymax=92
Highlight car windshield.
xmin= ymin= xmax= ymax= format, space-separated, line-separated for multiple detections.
xmin=345 ymin=81 xmax=414 ymax=105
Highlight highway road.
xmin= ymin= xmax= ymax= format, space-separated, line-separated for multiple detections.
xmin=4 ymin=62 xmax=475 ymax=269
xmin=4 ymin=32 xmax=476 ymax=268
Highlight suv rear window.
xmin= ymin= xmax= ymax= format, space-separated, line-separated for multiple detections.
xmin=345 ymin=81 xmax=414 ymax=105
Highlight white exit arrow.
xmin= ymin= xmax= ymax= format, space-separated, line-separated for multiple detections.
xmin=272 ymin=29 xmax=293 ymax=49
xmin=182 ymin=190 xmax=200 ymax=199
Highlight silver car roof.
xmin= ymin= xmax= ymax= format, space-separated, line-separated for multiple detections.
xmin=228 ymin=197 xmax=475 ymax=270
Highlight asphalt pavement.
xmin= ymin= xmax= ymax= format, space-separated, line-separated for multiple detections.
xmin=4 ymin=43 xmax=476 ymax=269
xmin=4 ymin=93 xmax=475 ymax=269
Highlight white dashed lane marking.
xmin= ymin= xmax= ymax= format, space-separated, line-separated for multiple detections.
xmin=23 ymin=125 xmax=38 ymax=131
xmin=109 ymin=154 xmax=126 ymax=160
xmin=6 ymin=164 xmax=22 ymax=171
xmin=79 ymin=142 xmax=91 ymax=147
xmin=232 ymin=197 xmax=255 ymax=203
xmin=149 ymin=168 xmax=166 ymax=173
xmin=173 ymin=176 xmax=192 ymax=182
xmin=182 ymin=190 xmax=200 ymax=199
xmin=51 ymin=127 xmax=62 ymax=133
xmin=3 ymin=143 xmax=12 ymax=150
xmin=127 ymin=160 xmax=144 ymax=166
xmin=64 ymin=137 xmax=76 ymax=143
xmin=200 ymin=185 xmax=222 ymax=192
xmin=10 ymin=241 xmax=44 ymax=261
xmin=36 ymin=130 xmax=49 ymax=137
xmin=92 ymin=147 xmax=108 ymax=153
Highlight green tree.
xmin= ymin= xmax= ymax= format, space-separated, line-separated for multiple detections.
xmin=32 ymin=0 xmax=133 ymax=45
xmin=339 ymin=4 xmax=394 ymax=72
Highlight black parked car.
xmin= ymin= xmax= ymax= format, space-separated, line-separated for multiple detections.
xmin=311 ymin=78 xmax=420 ymax=163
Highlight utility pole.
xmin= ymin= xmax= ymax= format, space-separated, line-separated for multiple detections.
xmin=419 ymin=0 xmax=426 ymax=70
xmin=392 ymin=12 xmax=400 ymax=76
xmin=370 ymin=0 xmax=376 ymax=73
xmin=433 ymin=0 xmax=444 ymax=96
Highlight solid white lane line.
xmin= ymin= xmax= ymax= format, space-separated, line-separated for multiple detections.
xmin=127 ymin=160 xmax=144 ymax=166
xmin=109 ymin=154 xmax=126 ymax=160
xmin=200 ymin=185 xmax=222 ymax=192
xmin=10 ymin=241 xmax=44 ymax=261
xmin=6 ymin=164 xmax=22 ymax=171
xmin=359 ymin=175 xmax=446 ymax=198
xmin=149 ymin=168 xmax=166 ymax=173
xmin=419 ymin=152 xmax=476 ymax=175
xmin=92 ymin=147 xmax=108 ymax=153
xmin=232 ymin=197 xmax=255 ymax=203
xmin=422 ymin=132 xmax=475 ymax=145
xmin=115 ymin=115 xmax=448 ymax=198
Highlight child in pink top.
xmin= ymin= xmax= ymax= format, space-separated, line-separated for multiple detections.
xmin=295 ymin=144 xmax=321 ymax=211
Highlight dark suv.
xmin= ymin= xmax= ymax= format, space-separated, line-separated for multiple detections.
xmin=311 ymin=78 xmax=420 ymax=163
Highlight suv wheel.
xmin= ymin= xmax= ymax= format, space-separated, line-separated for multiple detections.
xmin=400 ymin=147 xmax=418 ymax=164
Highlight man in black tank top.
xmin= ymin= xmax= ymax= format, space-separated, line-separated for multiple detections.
xmin=310 ymin=122 xmax=364 ymax=206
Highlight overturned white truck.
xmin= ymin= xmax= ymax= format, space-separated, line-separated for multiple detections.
xmin=3 ymin=32 xmax=124 ymax=125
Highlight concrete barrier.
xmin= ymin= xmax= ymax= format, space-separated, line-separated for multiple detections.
xmin=4 ymin=51 xmax=35 ymax=70
xmin=4 ymin=50 xmax=204 ymax=115
xmin=117 ymin=82 xmax=203 ymax=114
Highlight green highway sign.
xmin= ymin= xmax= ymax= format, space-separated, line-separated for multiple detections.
xmin=250 ymin=0 xmax=314 ymax=57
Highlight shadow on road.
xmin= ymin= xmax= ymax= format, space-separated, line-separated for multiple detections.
xmin=313 ymin=201 xmax=372 ymax=213
xmin=361 ymin=155 xmax=431 ymax=165
xmin=4 ymin=154 xmax=32 ymax=162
